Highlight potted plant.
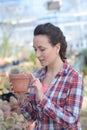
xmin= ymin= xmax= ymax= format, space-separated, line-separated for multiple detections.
xmin=9 ymin=67 xmax=31 ymax=93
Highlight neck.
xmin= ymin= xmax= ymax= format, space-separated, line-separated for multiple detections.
xmin=47 ymin=57 xmax=63 ymax=75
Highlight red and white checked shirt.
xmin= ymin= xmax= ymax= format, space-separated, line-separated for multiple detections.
xmin=20 ymin=61 xmax=84 ymax=130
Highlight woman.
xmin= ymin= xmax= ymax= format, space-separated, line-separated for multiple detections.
xmin=12 ymin=23 xmax=84 ymax=130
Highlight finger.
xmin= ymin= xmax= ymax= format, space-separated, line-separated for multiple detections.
xmin=31 ymin=78 xmax=39 ymax=87
xmin=9 ymin=84 xmax=13 ymax=90
xmin=30 ymin=74 xmax=38 ymax=84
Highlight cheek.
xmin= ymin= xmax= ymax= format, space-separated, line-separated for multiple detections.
xmin=43 ymin=47 xmax=57 ymax=60
xmin=45 ymin=50 xmax=56 ymax=60
xmin=45 ymin=50 xmax=52 ymax=58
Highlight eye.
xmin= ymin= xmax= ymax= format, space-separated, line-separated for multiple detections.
xmin=34 ymin=48 xmax=37 ymax=52
xmin=40 ymin=48 xmax=46 ymax=52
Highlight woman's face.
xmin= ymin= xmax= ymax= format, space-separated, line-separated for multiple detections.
xmin=33 ymin=35 xmax=60 ymax=66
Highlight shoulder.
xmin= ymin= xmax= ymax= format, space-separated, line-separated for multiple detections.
xmin=70 ymin=69 xmax=83 ymax=86
xmin=70 ymin=65 xmax=82 ymax=79
xmin=64 ymin=61 xmax=83 ymax=81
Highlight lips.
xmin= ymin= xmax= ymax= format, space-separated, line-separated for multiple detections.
xmin=39 ymin=59 xmax=44 ymax=62
xmin=39 ymin=59 xmax=45 ymax=64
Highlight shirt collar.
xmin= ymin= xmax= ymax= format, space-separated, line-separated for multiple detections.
xmin=35 ymin=61 xmax=70 ymax=78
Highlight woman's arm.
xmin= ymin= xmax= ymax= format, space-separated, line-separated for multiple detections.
xmin=17 ymin=92 xmax=37 ymax=122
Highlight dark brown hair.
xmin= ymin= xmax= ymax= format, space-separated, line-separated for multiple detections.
xmin=34 ymin=23 xmax=67 ymax=61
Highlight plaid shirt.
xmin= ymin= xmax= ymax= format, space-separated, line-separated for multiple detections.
xmin=20 ymin=61 xmax=84 ymax=130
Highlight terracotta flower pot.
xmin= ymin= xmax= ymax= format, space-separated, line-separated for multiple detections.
xmin=9 ymin=74 xmax=31 ymax=93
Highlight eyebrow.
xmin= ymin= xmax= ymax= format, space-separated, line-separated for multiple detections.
xmin=33 ymin=45 xmax=45 ymax=49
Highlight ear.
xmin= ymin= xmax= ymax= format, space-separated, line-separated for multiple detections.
xmin=55 ymin=43 xmax=60 ymax=55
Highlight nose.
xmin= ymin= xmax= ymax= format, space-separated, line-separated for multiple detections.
xmin=35 ymin=50 xmax=41 ymax=58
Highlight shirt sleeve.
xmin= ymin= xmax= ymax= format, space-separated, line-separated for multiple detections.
xmin=19 ymin=94 xmax=37 ymax=122
xmin=19 ymin=69 xmax=40 ymax=122
xmin=37 ymin=74 xmax=84 ymax=128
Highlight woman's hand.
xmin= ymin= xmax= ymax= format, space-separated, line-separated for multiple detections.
xmin=28 ymin=121 xmax=36 ymax=130
xmin=30 ymin=74 xmax=44 ymax=102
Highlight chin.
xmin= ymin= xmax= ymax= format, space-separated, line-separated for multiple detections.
xmin=40 ymin=63 xmax=46 ymax=67
xmin=41 ymin=64 xmax=45 ymax=67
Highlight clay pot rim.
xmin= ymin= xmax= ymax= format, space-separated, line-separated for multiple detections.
xmin=9 ymin=73 xmax=31 ymax=79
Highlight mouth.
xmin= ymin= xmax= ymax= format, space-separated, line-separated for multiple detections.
xmin=39 ymin=59 xmax=45 ymax=64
